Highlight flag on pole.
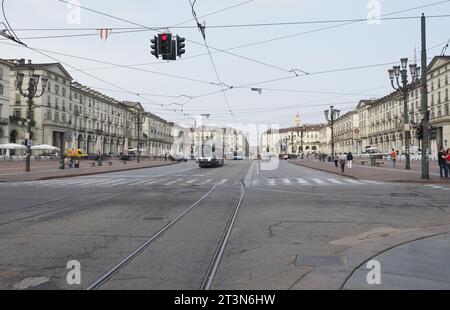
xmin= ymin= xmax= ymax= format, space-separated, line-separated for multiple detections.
xmin=97 ymin=29 xmax=112 ymax=41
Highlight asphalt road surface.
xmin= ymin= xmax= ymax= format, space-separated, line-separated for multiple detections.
xmin=0 ymin=160 xmax=449 ymax=290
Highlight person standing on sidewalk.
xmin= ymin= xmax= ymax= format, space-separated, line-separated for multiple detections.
xmin=334 ymin=153 xmax=339 ymax=168
xmin=339 ymin=153 xmax=347 ymax=173
xmin=438 ymin=149 xmax=449 ymax=178
xmin=444 ymin=149 xmax=450 ymax=178
xmin=390 ymin=149 xmax=397 ymax=168
xmin=347 ymin=152 xmax=354 ymax=169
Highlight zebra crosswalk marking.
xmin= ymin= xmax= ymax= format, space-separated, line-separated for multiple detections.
xmin=312 ymin=178 xmax=326 ymax=185
xmin=296 ymin=178 xmax=309 ymax=185
xmin=146 ymin=178 xmax=167 ymax=185
xmin=342 ymin=179 xmax=360 ymax=184
xmin=283 ymin=179 xmax=293 ymax=185
xmin=198 ymin=179 xmax=213 ymax=186
xmin=164 ymin=180 xmax=177 ymax=186
xmin=327 ymin=179 xmax=344 ymax=184
xmin=217 ymin=179 xmax=228 ymax=185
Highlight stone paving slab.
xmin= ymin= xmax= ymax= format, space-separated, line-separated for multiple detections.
xmin=344 ymin=233 xmax=450 ymax=290
xmin=291 ymin=224 xmax=450 ymax=290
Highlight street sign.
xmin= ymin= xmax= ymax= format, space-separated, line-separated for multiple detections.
xmin=25 ymin=139 xmax=33 ymax=147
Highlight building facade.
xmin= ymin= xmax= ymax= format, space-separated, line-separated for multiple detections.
xmin=0 ymin=60 xmax=11 ymax=146
xmin=352 ymin=56 xmax=450 ymax=157
xmin=262 ymin=124 xmax=326 ymax=155
xmin=334 ymin=110 xmax=360 ymax=154
xmin=2 ymin=58 xmax=176 ymax=157
xmin=143 ymin=111 xmax=173 ymax=156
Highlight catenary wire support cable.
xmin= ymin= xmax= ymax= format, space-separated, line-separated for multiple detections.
xmin=188 ymin=0 xmax=236 ymax=121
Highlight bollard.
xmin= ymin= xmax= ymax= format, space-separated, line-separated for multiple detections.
xmin=59 ymin=159 xmax=65 ymax=170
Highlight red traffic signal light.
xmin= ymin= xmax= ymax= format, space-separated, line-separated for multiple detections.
xmin=159 ymin=33 xmax=172 ymax=55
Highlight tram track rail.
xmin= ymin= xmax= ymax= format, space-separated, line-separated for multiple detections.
xmin=86 ymin=162 xmax=248 ymax=290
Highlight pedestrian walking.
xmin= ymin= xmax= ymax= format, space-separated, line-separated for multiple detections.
xmin=334 ymin=153 xmax=339 ymax=167
xmin=390 ymin=149 xmax=397 ymax=168
xmin=347 ymin=152 xmax=354 ymax=169
xmin=339 ymin=153 xmax=347 ymax=173
xmin=444 ymin=149 xmax=450 ymax=178
xmin=438 ymin=148 xmax=449 ymax=178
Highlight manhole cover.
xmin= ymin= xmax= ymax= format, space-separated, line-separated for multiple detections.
xmin=295 ymin=255 xmax=347 ymax=266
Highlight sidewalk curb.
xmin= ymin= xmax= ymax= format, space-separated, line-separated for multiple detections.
xmin=291 ymin=223 xmax=450 ymax=290
xmin=288 ymin=160 xmax=449 ymax=184
xmin=0 ymin=161 xmax=178 ymax=182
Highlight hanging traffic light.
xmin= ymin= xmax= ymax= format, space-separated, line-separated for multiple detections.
xmin=159 ymin=33 xmax=172 ymax=56
xmin=176 ymin=35 xmax=185 ymax=57
xmin=150 ymin=36 xmax=159 ymax=59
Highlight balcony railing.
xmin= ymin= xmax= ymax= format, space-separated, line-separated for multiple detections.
xmin=43 ymin=119 xmax=72 ymax=128
xmin=0 ymin=117 xmax=8 ymax=125
xmin=10 ymin=116 xmax=36 ymax=127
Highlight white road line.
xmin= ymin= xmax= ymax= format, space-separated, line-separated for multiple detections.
xmin=283 ymin=179 xmax=293 ymax=185
xmin=312 ymin=178 xmax=327 ymax=185
xmin=70 ymin=179 xmax=108 ymax=186
xmin=217 ymin=179 xmax=228 ymax=185
xmin=361 ymin=180 xmax=382 ymax=184
xmin=99 ymin=179 xmax=132 ymax=187
xmin=186 ymin=179 xmax=198 ymax=184
xmin=267 ymin=179 xmax=276 ymax=186
xmin=198 ymin=179 xmax=213 ymax=186
xmin=296 ymin=178 xmax=310 ymax=185
xmin=342 ymin=179 xmax=360 ymax=184
xmin=126 ymin=179 xmax=155 ymax=186
xmin=146 ymin=178 xmax=167 ymax=185
xmin=163 ymin=180 xmax=178 ymax=186
xmin=327 ymin=179 xmax=344 ymax=185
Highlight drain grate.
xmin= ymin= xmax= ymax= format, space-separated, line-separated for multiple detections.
xmin=295 ymin=255 xmax=347 ymax=267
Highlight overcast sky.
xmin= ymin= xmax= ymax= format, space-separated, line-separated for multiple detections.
xmin=1 ymin=0 xmax=449 ymax=128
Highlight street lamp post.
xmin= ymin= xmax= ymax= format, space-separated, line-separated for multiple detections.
xmin=295 ymin=113 xmax=304 ymax=157
xmin=324 ymin=106 xmax=340 ymax=159
xmin=200 ymin=114 xmax=210 ymax=157
xmin=388 ymin=58 xmax=420 ymax=170
xmin=16 ymin=65 xmax=48 ymax=172
xmin=136 ymin=111 xmax=146 ymax=164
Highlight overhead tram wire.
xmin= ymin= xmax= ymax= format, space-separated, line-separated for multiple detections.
xmin=34 ymin=35 xmax=441 ymax=106
xmin=188 ymin=0 xmax=237 ymax=121
xmin=9 ymin=14 xmax=450 ymax=33
xmin=8 ymin=1 xmax=449 ymax=118
xmin=47 ymin=1 xmax=450 ymax=77
xmin=1 ymin=39 xmax=196 ymax=122
xmin=53 ymin=0 xmax=306 ymax=76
